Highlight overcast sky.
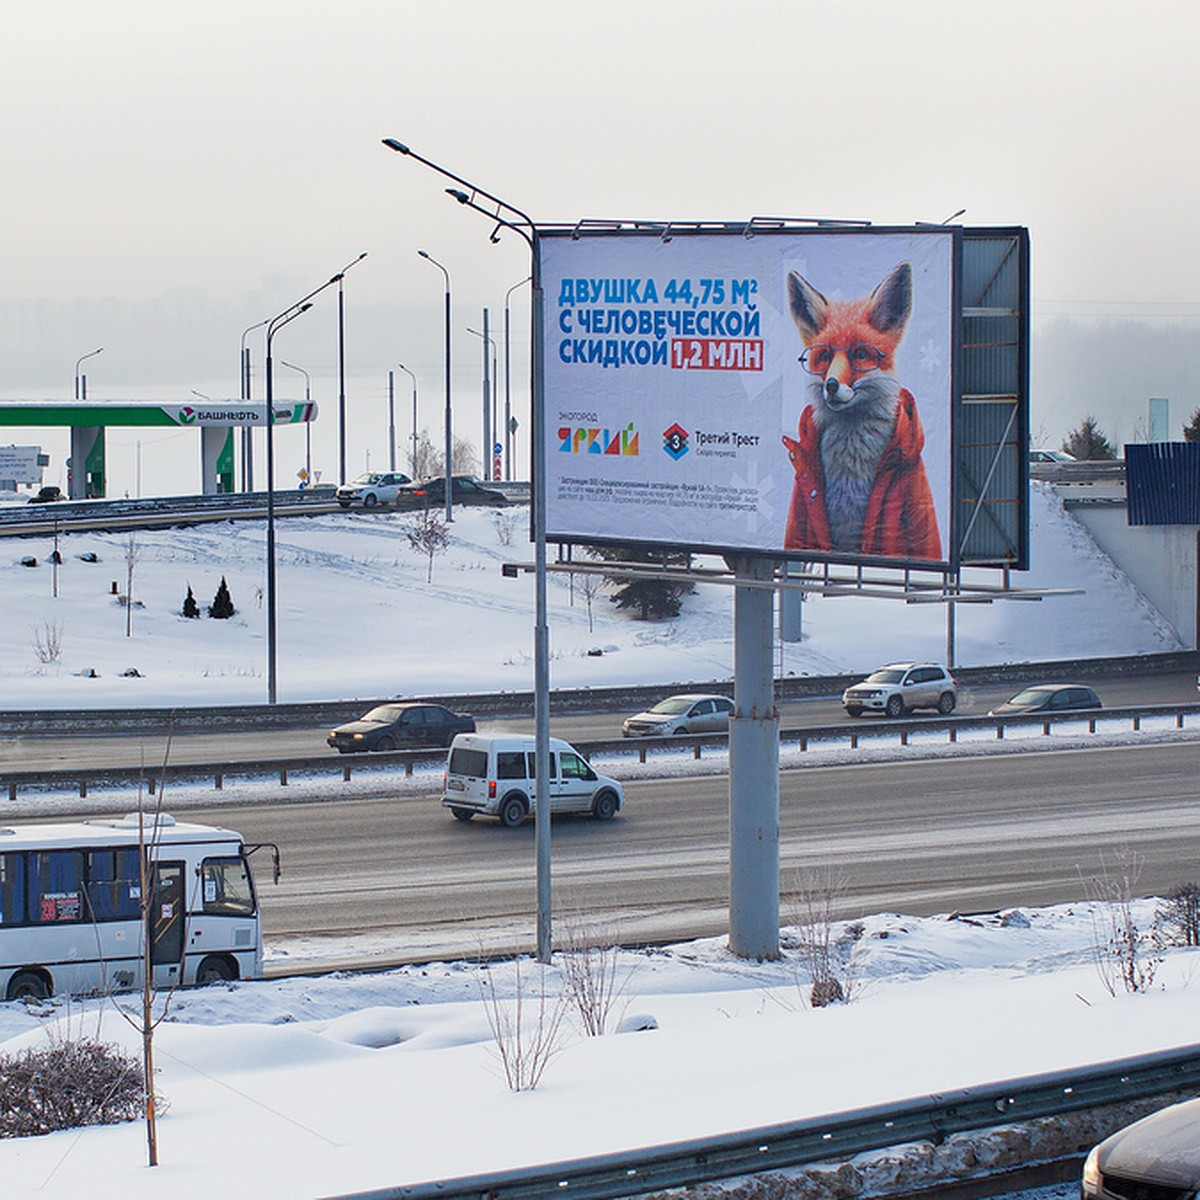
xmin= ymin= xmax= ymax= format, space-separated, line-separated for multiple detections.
xmin=2 ymin=1 xmax=1198 ymax=488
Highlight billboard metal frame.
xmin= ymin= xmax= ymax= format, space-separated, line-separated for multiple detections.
xmin=535 ymin=219 xmax=1030 ymax=577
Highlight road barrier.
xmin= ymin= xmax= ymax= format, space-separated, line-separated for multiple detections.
xmin=4 ymin=702 xmax=1199 ymax=802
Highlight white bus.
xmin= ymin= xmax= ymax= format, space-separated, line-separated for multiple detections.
xmin=0 ymin=813 xmax=278 ymax=1001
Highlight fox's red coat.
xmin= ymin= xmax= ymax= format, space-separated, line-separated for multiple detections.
xmin=782 ymin=388 xmax=942 ymax=560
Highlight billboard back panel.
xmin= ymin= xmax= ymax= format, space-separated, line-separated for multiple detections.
xmin=540 ymin=227 xmax=957 ymax=568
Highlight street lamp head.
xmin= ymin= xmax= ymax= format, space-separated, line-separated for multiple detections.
xmin=382 ymin=138 xmax=410 ymax=155
xmin=446 ymin=188 xmax=470 ymax=204
xmin=417 ymin=249 xmax=430 ymax=260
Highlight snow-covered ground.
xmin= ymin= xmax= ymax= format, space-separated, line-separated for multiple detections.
xmin=0 ymin=482 xmax=1182 ymax=710
xmin=0 ymin=484 xmax=1191 ymax=1199
xmin=0 ymin=904 xmax=1191 ymax=1199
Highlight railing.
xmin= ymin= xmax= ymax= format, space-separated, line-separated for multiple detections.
xmin=320 ymin=1042 xmax=1200 ymax=1200
xmin=4 ymin=702 xmax=1198 ymax=801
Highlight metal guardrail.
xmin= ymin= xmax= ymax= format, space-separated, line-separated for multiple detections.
xmin=4 ymin=702 xmax=1199 ymax=801
xmin=321 ymin=1042 xmax=1200 ymax=1200
xmin=2 ymin=650 xmax=1198 ymax=735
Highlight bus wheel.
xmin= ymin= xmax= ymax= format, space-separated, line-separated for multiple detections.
xmin=8 ymin=970 xmax=50 ymax=1002
xmin=195 ymin=956 xmax=237 ymax=986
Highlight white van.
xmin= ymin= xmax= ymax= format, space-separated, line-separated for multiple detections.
xmin=442 ymin=734 xmax=624 ymax=827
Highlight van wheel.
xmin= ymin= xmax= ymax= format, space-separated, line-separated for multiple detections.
xmin=498 ymin=796 xmax=526 ymax=828
xmin=937 ymin=692 xmax=957 ymax=715
xmin=195 ymin=956 xmax=237 ymax=986
xmin=592 ymin=790 xmax=618 ymax=821
xmin=451 ymin=807 xmax=474 ymax=822
xmin=885 ymin=695 xmax=905 ymax=718
xmin=7 ymin=970 xmax=50 ymax=1002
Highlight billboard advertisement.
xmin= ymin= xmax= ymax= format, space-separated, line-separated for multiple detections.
xmin=540 ymin=227 xmax=957 ymax=567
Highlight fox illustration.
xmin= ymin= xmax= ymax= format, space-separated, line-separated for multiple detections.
xmin=781 ymin=261 xmax=941 ymax=560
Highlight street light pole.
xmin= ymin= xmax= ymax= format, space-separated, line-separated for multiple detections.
xmin=386 ymin=370 xmax=396 ymax=473
xmin=240 ymin=320 xmax=268 ymax=492
xmin=74 ymin=347 xmax=103 ymax=402
xmin=466 ymin=319 xmax=498 ymax=481
xmin=280 ymin=360 xmax=312 ymax=488
xmin=260 ymin=267 xmax=350 ymax=704
xmin=265 ymin=305 xmax=311 ymax=704
xmin=383 ymin=137 xmax=551 ymax=962
xmin=504 ymin=277 xmax=530 ymax=481
xmin=397 ymin=363 xmax=417 ymax=477
xmin=337 ymin=252 xmax=368 ymax=488
xmin=417 ymin=248 xmax=453 ymax=521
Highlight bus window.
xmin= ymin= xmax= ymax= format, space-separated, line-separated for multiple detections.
xmin=85 ymin=847 xmax=142 ymax=921
xmin=201 ymin=857 xmax=255 ymax=916
xmin=30 ymin=850 xmax=84 ymax=923
xmin=0 ymin=854 xmax=25 ymax=926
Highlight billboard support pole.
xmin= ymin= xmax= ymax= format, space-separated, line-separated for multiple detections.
xmin=728 ymin=555 xmax=780 ymax=960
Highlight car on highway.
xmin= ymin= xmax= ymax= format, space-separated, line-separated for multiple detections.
xmin=442 ymin=733 xmax=624 ymax=826
xmin=394 ymin=475 xmax=508 ymax=509
xmin=28 ymin=485 xmax=63 ymax=504
xmin=987 ymin=683 xmax=1102 ymax=717
xmin=335 ymin=471 xmax=412 ymax=509
xmin=1030 ymin=448 xmax=1076 ymax=464
xmin=1082 ymin=1097 xmax=1200 ymax=1200
xmin=622 ymin=693 xmax=735 ymax=737
xmin=327 ymin=702 xmax=475 ymax=753
xmin=842 ymin=663 xmax=957 ymax=718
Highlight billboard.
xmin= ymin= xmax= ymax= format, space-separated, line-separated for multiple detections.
xmin=540 ymin=227 xmax=958 ymax=568
xmin=0 ymin=444 xmax=46 ymax=484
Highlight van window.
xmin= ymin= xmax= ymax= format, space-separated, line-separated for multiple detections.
xmin=496 ymin=752 xmax=526 ymax=780
xmin=560 ymin=752 xmax=596 ymax=782
xmin=448 ymin=747 xmax=488 ymax=779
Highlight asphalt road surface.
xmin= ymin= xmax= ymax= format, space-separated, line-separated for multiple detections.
xmin=163 ymin=738 xmax=1200 ymax=970
xmin=2 ymin=667 xmax=1195 ymax=773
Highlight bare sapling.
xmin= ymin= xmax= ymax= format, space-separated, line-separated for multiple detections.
xmin=477 ymin=956 xmax=568 ymax=1091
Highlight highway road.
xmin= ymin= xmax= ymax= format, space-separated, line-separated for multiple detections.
xmin=2 ymin=667 xmax=1196 ymax=772
xmin=158 ymin=738 xmax=1200 ymax=969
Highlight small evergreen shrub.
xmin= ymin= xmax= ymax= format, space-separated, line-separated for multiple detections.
xmin=182 ymin=584 xmax=200 ymax=619
xmin=208 ymin=576 xmax=235 ymax=619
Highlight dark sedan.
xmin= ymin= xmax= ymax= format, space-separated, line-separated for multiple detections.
xmin=327 ymin=702 xmax=475 ymax=753
xmin=395 ymin=476 xmax=508 ymax=509
xmin=987 ymin=683 xmax=1102 ymax=717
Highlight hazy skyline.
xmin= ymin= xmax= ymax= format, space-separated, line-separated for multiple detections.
xmin=3 ymin=1 xmax=1199 ymax=492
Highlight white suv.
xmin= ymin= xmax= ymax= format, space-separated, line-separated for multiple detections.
xmin=842 ymin=663 xmax=957 ymax=718
xmin=335 ymin=471 xmax=411 ymax=508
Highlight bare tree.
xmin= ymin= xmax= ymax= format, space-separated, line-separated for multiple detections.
xmin=477 ymin=956 xmax=568 ymax=1091
xmin=408 ymin=429 xmax=480 ymax=479
xmin=406 ymin=504 xmax=450 ymax=583
xmin=787 ymin=865 xmax=859 ymax=1007
xmin=558 ymin=914 xmax=637 ymax=1037
xmin=1082 ymin=848 xmax=1162 ymax=996
xmin=32 ymin=619 xmax=64 ymax=664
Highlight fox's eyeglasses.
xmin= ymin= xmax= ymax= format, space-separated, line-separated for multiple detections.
xmin=799 ymin=343 xmax=887 ymax=375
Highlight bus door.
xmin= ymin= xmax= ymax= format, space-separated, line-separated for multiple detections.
xmin=150 ymin=862 xmax=185 ymax=984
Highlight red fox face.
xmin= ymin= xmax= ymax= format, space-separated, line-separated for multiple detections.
xmin=788 ymin=262 xmax=912 ymax=411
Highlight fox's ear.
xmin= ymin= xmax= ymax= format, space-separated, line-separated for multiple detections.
xmin=788 ymin=271 xmax=827 ymax=343
xmin=867 ymin=262 xmax=912 ymax=335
